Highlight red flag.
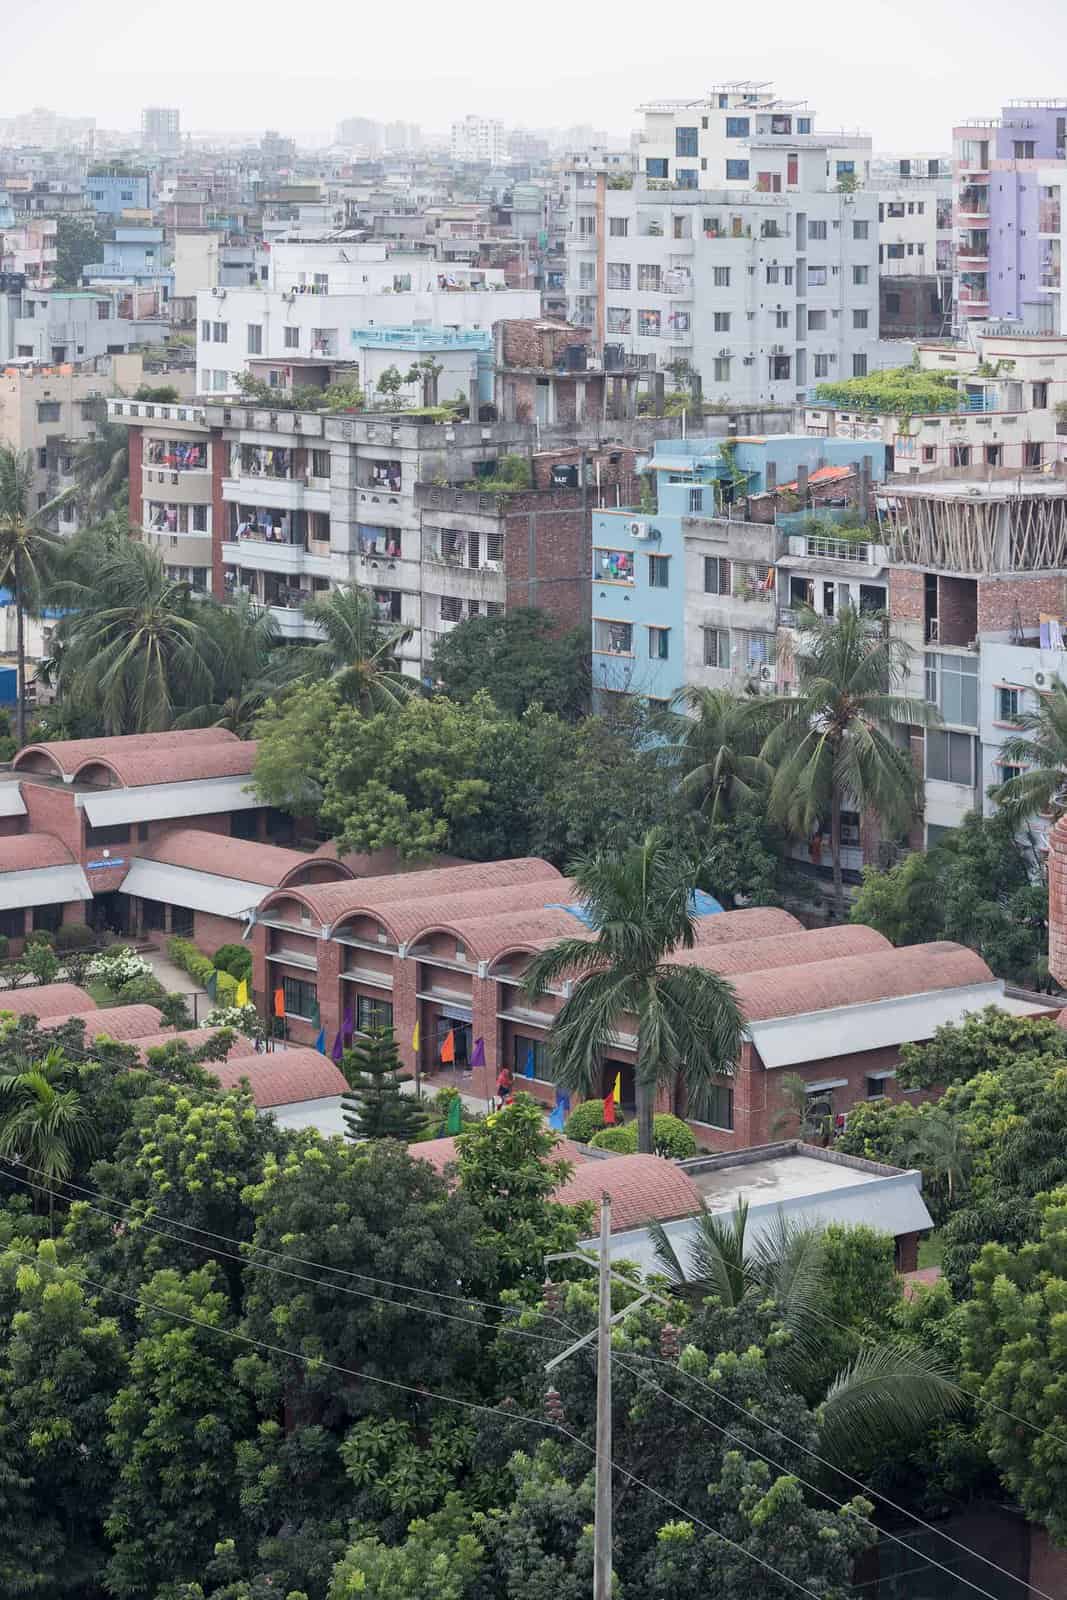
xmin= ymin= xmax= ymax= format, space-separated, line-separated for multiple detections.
xmin=602 ymin=1092 xmax=616 ymax=1126
xmin=273 ymin=987 xmax=285 ymax=1018
xmin=440 ymin=1029 xmax=455 ymax=1065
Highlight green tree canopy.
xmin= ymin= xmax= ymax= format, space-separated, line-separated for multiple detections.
xmin=342 ymin=1029 xmax=426 ymax=1144
xmin=430 ymin=607 xmax=590 ymax=721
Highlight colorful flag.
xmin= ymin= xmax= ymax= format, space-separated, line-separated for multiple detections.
xmin=273 ymin=987 xmax=285 ymax=1019
xmin=412 ymin=1019 xmax=420 ymax=1053
xmin=470 ymin=1036 xmax=485 ymax=1068
xmin=331 ymin=1031 xmax=343 ymax=1062
xmin=205 ymin=970 xmax=218 ymax=1001
xmin=440 ymin=1029 xmax=455 ymax=1065
xmin=612 ymin=1071 xmax=622 ymax=1105
xmin=446 ymin=1095 xmax=463 ymax=1135
xmin=342 ymin=1006 xmax=354 ymax=1042
xmin=314 ymin=1026 xmax=326 ymax=1055
xmin=524 ymin=1045 xmax=536 ymax=1079
xmin=548 ymin=1102 xmax=566 ymax=1132
xmin=310 ymin=998 xmax=321 ymax=1028
xmin=602 ymin=1091 xmax=616 ymax=1126
xmin=556 ymin=1092 xmax=571 ymax=1114
xmin=235 ymin=978 xmax=248 ymax=1009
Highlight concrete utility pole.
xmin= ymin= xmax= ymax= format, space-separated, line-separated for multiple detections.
xmin=593 ymin=1193 xmax=613 ymax=1600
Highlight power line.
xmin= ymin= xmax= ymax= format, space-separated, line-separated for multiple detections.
xmin=1 ymin=1240 xmax=832 ymax=1600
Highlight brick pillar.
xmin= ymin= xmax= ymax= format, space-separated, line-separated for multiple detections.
xmin=471 ymin=971 xmax=497 ymax=1102
xmin=1048 ymin=818 xmax=1067 ymax=987
xmin=393 ymin=955 xmax=419 ymax=1078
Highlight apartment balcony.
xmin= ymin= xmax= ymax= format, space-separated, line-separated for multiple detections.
xmin=142 ymin=467 xmax=213 ymax=505
xmin=1040 ymin=205 xmax=1062 ymax=235
xmin=222 ymin=536 xmax=308 ymax=577
xmin=221 ymin=475 xmax=330 ymax=513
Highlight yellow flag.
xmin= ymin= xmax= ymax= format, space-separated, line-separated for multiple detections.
xmin=612 ymin=1072 xmax=621 ymax=1104
xmin=412 ymin=1019 xmax=420 ymax=1052
xmin=235 ymin=979 xmax=249 ymax=1008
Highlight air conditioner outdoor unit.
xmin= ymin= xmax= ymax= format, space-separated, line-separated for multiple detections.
xmin=627 ymin=519 xmax=653 ymax=540
xmin=759 ymin=663 xmax=775 ymax=682
xmin=1033 ymin=669 xmax=1050 ymax=689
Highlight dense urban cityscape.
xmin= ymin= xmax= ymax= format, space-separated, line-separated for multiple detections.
xmin=1 ymin=42 xmax=1067 ymax=1600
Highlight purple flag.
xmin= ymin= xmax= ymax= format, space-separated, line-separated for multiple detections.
xmin=342 ymin=1006 xmax=354 ymax=1042
xmin=470 ymin=1036 xmax=486 ymax=1068
xmin=331 ymin=1031 xmax=343 ymax=1062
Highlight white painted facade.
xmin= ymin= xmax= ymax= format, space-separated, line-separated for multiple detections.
xmin=450 ymin=116 xmax=507 ymax=166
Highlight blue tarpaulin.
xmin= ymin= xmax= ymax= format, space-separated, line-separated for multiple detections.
xmin=545 ymin=889 xmax=723 ymax=928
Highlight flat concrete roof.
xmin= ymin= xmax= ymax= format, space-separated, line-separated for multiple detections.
xmin=690 ymin=1152 xmax=883 ymax=1213
xmin=880 ymin=478 xmax=1067 ymax=501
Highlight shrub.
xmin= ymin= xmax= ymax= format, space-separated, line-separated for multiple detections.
xmin=589 ymin=1123 xmax=636 ymax=1153
xmin=650 ymin=1113 xmax=697 ymax=1159
xmin=158 ymin=992 xmax=194 ymax=1029
xmin=112 ymin=973 xmax=168 ymax=1006
xmin=203 ymin=1002 xmax=260 ymax=1037
xmin=0 ymin=735 xmax=17 ymax=763
xmin=167 ymin=936 xmax=215 ymax=987
xmin=213 ymin=943 xmax=253 ymax=984
xmin=55 ymin=923 xmax=96 ymax=951
xmin=214 ymin=970 xmax=238 ymax=1006
xmin=0 ymin=934 xmax=10 ymax=961
xmin=87 ymin=945 xmax=154 ymax=987
xmin=25 ymin=929 xmax=56 ymax=949
xmin=564 ymin=1100 xmax=608 ymax=1143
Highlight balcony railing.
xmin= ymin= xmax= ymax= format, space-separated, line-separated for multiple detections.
xmin=804 ymin=535 xmax=872 ymax=562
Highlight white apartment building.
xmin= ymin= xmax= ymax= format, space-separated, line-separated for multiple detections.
xmin=194 ymin=240 xmax=539 ymax=396
xmin=565 ymin=83 xmax=885 ymax=404
xmin=450 ymin=116 xmax=507 ymax=166
xmin=870 ymin=154 xmax=954 ymax=281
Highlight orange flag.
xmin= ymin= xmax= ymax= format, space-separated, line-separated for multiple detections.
xmin=273 ymin=987 xmax=285 ymax=1018
xmin=440 ymin=1029 xmax=455 ymax=1065
xmin=602 ymin=1091 xmax=616 ymax=1126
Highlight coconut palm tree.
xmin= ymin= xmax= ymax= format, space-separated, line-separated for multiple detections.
xmin=0 ymin=1047 xmax=98 ymax=1225
xmin=908 ymin=1106 xmax=972 ymax=1214
xmin=53 ymin=538 xmax=217 ymax=734
xmin=0 ymin=445 xmax=70 ymax=746
xmin=72 ymin=414 xmax=129 ymax=521
xmin=665 ymin=684 xmax=772 ymax=824
xmin=648 ymin=1202 xmax=964 ymax=1463
xmin=174 ymin=593 xmax=282 ymax=736
xmin=520 ymin=829 xmax=745 ymax=1153
xmin=300 ymin=584 xmax=415 ymax=713
xmin=991 ymin=674 xmax=1067 ymax=824
xmin=760 ymin=605 xmax=937 ymax=921
xmin=769 ymin=1070 xmax=833 ymax=1144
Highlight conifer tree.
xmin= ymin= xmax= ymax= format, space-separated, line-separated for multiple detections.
xmin=342 ymin=1028 xmax=426 ymax=1142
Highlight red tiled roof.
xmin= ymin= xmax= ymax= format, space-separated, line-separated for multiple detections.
xmin=668 ymin=923 xmax=890 ymax=977
xmin=1057 ymin=1008 xmax=1067 ymax=1031
xmin=148 ymin=827 xmax=309 ymax=886
xmin=690 ymin=907 xmax=802 ymax=945
xmin=776 ymin=464 xmax=854 ymax=494
xmin=0 ymin=833 xmax=74 ymax=870
xmin=40 ymin=1004 xmax=165 ymax=1040
xmin=386 ymin=880 xmax=580 ymax=949
xmin=69 ymin=740 xmax=257 ymax=789
xmin=262 ymin=857 xmax=562 ymax=929
xmin=207 ymin=1048 xmax=348 ymax=1108
xmin=132 ymin=1027 xmax=260 ymax=1062
xmin=278 ymin=842 xmax=466 ymax=887
xmin=411 ymin=1133 xmax=590 ymax=1176
xmin=560 ymin=1153 xmax=702 ymax=1230
xmin=14 ymin=729 xmax=237 ymax=778
xmin=0 ymin=982 xmax=95 ymax=1017
xmin=733 ymin=942 xmax=995 ymax=1024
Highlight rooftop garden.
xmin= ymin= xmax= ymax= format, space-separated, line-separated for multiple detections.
xmin=813 ymin=366 xmax=962 ymax=417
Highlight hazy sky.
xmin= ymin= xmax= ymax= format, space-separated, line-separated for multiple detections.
xmin=3 ymin=0 xmax=1064 ymax=148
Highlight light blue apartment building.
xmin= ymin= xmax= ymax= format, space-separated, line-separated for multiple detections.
xmin=591 ymin=434 xmax=888 ymax=705
xmin=82 ymin=227 xmax=173 ymax=300
xmin=84 ymin=170 xmax=152 ymax=218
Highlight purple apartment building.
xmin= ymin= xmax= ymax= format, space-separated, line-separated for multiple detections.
xmin=953 ymin=100 xmax=1066 ymax=327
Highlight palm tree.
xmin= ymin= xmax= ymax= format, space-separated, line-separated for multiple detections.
xmin=174 ymin=593 xmax=281 ymax=736
xmin=520 ymin=829 xmax=745 ymax=1153
xmin=53 ymin=539 xmax=217 ymax=733
xmin=0 ymin=446 xmax=70 ymax=746
xmin=648 ymin=1202 xmax=964 ymax=1463
xmin=300 ymin=584 xmax=415 ymax=713
xmin=769 ymin=1070 xmax=832 ymax=1144
xmin=761 ymin=605 xmax=937 ymax=921
xmin=908 ymin=1107 xmax=972 ymax=1212
xmin=991 ymin=674 xmax=1067 ymax=824
xmin=72 ymin=414 xmax=129 ymax=522
xmin=665 ymin=685 xmax=772 ymax=824
xmin=0 ymin=1047 xmax=98 ymax=1225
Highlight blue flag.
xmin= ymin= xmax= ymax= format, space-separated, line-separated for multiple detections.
xmin=315 ymin=1026 xmax=326 ymax=1055
xmin=524 ymin=1046 xmax=536 ymax=1079
xmin=556 ymin=1091 xmax=571 ymax=1114
xmin=548 ymin=1102 xmax=566 ymax=1131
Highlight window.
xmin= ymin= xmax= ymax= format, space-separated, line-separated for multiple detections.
xmin=713 ymin=311 xmax=731 ymax=332
xmin=866 ymin=1074 xmax=892 ymax=1100
xmin=703 ymin=1082 xmax=734 ymax=1130
xmin=246 ymin=323 xmax=262 ymax=354
xmin=807 ymin=266 xmax=827 ymax=287
xmin=283 ymin=326 xmax=299 ymax=349
xmin=927 ymin=729 xmax=977 ymax=786
xmin=775 ymin=310 xmax=789 ymax=328
xmin=704 ymin=555 xmax=731 ymax=594
xmin=32 ymin=903 xmax=63 ymax=934
xmin=356 ymin=994 xmax=393 ymax=1032
xmin=787 ymin=153 xmax=798 ymax=185
xmin=713 ymin=266 xmax=730 ymax=287
xmin=713 ymin=357 xmax=731 ymax=381
xmin=813 ymin=354 xmax=830 ymax=377
xmin=513 ymin=1035 xmax=549 ymax=1078
xmin=311 ymin=449 xmax=331 ymax=478
xmin=191 ymin=503 xmax=208 ymax=533
xmin=1025 ymin=441 xmax=1043 ymax=468
xmin=606 ymin=307 xmax=631 ymax=333
xmin=1014 ymin=141 xmax=1036 ymax=159
xmin=212 ymin=321 xmax=228 ymax=342
xmin=725 ymin=160 xmax=750 ymax=181
xmin=997 ymin=687 xmax=1020 ymax=721
xmin=925 ymin=653 xmax=979 ymax=727
xmin=1032 ymin=382 xmax=1049 ymax=409
xmin=807 ymin=309 xmax=827 ymax=331
xmin=0 ymin=908 xmax=25 ymax=939
xmin=985 ymin=443 xmax=1002 ymax=466
xmin=440 ymin=595 xmax=463 ymax=622
xmin=853 ymin=265 xmax=869 ymax=285
xmin=609 ymin=216 xmax=629 ymax=237
xmin=579 ymin=214 xmax=596 ymax=236
xmin=212 ymin=371 xmax=228 ymax=392
xmin=648 ymin=554 xmax=670 ymax=588
xmin=579 ymin=260 xmax=597 ymax=288
xmin=675 ymin=168 xmax=698 ymax=190
xmin=999 ymin=763 xmax=1023 ymax=786
xmin=950 ymin=444 xmax=970 ymax=467
xmin=852 ymin=355 xmax=868 ymax=378
xmin=886 ymin=243 xmax=905 ymax=260
xmin=771 ymin=354 xmax=792 ymax=381
xmin=648 ymin=626 xmax=670 ymax=660
xmin=852 ymin=309 xmax=868 ymax=329
xmin=756 ymin=172 xmax=782 ymax=193
xmin=725 ymin=117 xmax=750 ymax=138
xmin=282 ymin=976 xmax=317 ymax=1020
xmin=646 ymin=158 xmax=669 ymax=179
xmin=36 ymin=401 xmax=60 ymax=422
xmin=808 ymin=219 xmax=828 ymax=240
xmin=853 ymin=219 xmax=870 ymax=240
xmin=595 ymin=619 xmax=633 ymax=654
xmin=766 ymin=264 xmax=780 ymax=284
xmin=836 ymin=161 xmax=855 ymax=177
xmin=688 ymin=487 xmax=704 ymax=513
xmin=637 ymin=309 xmax=661 ymax=336
xmin=85 ymin=823 xmax=130 ymax=847
xmin=703 ymin=627 xmax=730 ymax=668
xmin=201 ymin=319 xmax=211 ymax=341
xmin=606 ymin=262 xmax=631 ymax=289
xmin=922 ymin=444 xmax=936 ymax=463
xmin=797 ymin=117 xmax=812 ymax=134
xmin=637 ymin=263 xmax=661 ymax=291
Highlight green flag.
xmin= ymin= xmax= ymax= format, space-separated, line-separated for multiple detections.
xmin=446 ymin=1095 xmax=463 ymax=1135
xmin=205 ymin=970 xmax=218 ymax=1001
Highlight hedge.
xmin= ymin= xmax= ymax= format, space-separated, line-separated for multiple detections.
xmin=588 ymin=1113 xmax=697 ymax=1159
xmin=167 ymin=936 xmax=216 ymax=987
xmin=213 ymin=943 xmax=253 ymax=984
xmin=563 ymin=1100 xmax=608 ymax=1143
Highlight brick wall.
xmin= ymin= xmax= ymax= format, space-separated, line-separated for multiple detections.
xmin=937 ymin=575 xmax=977 ymax=646
xmin=1049 ymin=818 xmax=1067 ymax=985
xmin=128 ymin=425 xmax=143 ymax=529
xmin=21 ymin=782 xmax=82 ymax=858
xmin=503 ymin=504 xmax=588 ymax=629
xmin=889 ymin=568 xmax=924 ymax=624
xmin=193 ymin=910 xmax=246 ymax=955
xmin=496 ymin=321 xmax=589 ymax=370
xmin=977 ymin=573 xmax=1067 ymax=634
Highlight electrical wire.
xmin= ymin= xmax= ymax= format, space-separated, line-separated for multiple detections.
xmin=2 ymin=1239 xmax=833 ymax=1600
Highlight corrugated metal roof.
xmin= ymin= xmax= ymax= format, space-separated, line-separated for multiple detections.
xmin=121 ymin=858 xmax=265 ymax=918
xmin=748 ymin=980 xmax=1007 ymax=1068
xmin=79 ymin=774 xmax=260 ymax=827
xmin=0 ymin=862 xmax=92 ymax=910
